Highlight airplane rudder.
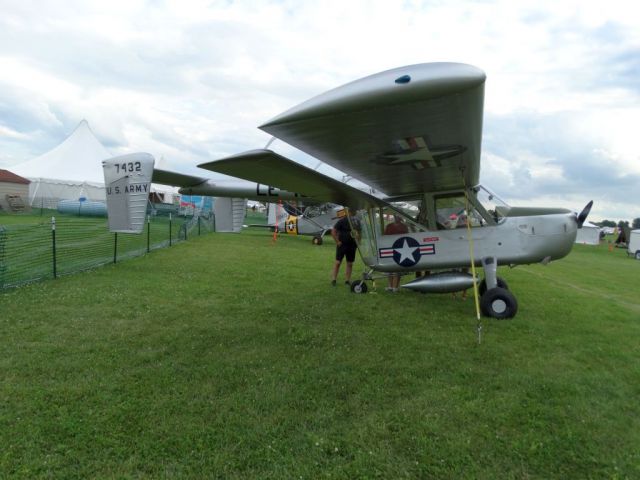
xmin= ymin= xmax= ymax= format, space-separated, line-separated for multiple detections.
xmin=102 ymin=153 xmax=155 ymax=234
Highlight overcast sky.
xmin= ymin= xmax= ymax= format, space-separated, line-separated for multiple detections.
xmin=1 ymin=0 xmax=639 ymax=221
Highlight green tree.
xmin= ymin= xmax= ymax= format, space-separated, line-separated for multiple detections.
xmin=632 ymin=218 xmax=640 ymax=229
xmin=600 ymin=219 xmax=616 ymax=227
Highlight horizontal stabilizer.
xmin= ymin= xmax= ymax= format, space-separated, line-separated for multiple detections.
xmin=199 ymin=149 xmax=387 ymax=210
xmin=153 ymin=168 xmax=208 ymax=188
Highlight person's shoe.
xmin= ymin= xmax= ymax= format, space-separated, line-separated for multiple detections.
xmin=331 ymin=280 xmax=336 ymax=287
xmin=385 ymin=287 xmax=393 ymax=292
xmin=345 ymin=280 xmax=351 ymax=286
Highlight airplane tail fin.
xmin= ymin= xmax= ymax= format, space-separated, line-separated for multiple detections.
xmin=102 ymin=153 xmax=155 ymax=233
xmin=267 ymin=202 xmax=289 ymax=226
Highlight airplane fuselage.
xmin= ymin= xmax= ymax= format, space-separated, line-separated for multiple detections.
xmin=178 ymin=179 xmax=304 ymax=203
xmin=362 ymin=213 xmax=578 ymax=272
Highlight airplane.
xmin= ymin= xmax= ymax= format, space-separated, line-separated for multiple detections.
xmin=103 ymin=62 xmax=592 ymax=320
xmin=258 ymin=202 xmax=347 ymax=244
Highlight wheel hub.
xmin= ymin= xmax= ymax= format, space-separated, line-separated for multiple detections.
xmin=492 ymin=299 xmax=507 ymax=314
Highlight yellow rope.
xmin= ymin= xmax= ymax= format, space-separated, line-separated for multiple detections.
xmin=463 ymin=189 xmax=482 ymax=342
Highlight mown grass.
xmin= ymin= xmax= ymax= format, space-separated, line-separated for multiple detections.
xmin=1 ymin=229 xmax=639 ymax=479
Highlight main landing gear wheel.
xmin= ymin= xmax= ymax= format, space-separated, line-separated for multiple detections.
xmin=478 ymin=276 xmax=509 ymax=296
xmin=312 ymin=236 xmax=323 ymax=245
xmin=635 ymin=250 xmax=640 ymax=260
xmin=480 ymin=287 xmax=518 ymax=319
xmin=350 ymin=281 xmax=368 ymax=294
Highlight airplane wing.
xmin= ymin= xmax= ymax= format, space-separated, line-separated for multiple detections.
xmin=199 ymin=149 xmax=388 ymax=209
xmin=152 ymin=168 xmax=208 ymax=188
xmin=259 ymin=62 xmax=486 ymax=196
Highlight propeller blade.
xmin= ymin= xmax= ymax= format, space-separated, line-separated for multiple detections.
xmin=576 ymin=200 xmax=593 ymax=228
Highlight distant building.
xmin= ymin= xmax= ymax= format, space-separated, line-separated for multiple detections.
xmin=0 ymin=169 xmax=31 ymax=212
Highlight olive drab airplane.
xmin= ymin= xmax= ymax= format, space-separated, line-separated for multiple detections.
xmin=103 ymin=62 xmax=592 ymax=319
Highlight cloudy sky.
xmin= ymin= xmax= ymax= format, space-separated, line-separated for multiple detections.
xmin=1 ymin=0 xmax=639 ymax=221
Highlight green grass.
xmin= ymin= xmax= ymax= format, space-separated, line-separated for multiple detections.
xmin=0 ymin=213 xmax=210 ymax=288
xmin=1 ymin=229 xmax=639 ymax=478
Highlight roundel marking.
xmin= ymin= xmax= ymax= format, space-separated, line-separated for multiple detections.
xmin=392 ymin=236 xmax=421 ymax=267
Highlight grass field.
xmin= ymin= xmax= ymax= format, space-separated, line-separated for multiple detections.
xmin=1 ymin=228 xmax=639 ymax=478
xmin=0 ymin=212 xmax=215 ymax=288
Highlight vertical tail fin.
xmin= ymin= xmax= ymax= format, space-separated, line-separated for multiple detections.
xmin=267 ymin=202 xmax=289 ymax=226
xmin=213 ymin=197 xmax=245 ymax=232
xmin=102 ymin=153 xmax=155 ymax=233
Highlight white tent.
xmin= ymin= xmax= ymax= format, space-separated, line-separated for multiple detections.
xmin=11 ymin=120 xmax=111 ymax=207
xmin=12 ymin=119 xmax=178 ymax=209
xmin=12 ymin=119 xmax=111 ymax=183
xmin=27 ymin=178 xmax=106 ymax=209
xmin=575 ymin=221 xmax=601 ymax=245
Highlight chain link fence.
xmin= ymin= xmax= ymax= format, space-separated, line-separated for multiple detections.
xmin=0 ymin=212 xmax=215 ymax=290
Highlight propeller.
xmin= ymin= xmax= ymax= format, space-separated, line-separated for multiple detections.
xmin=575 ymin=200 xmax=593 ymax=228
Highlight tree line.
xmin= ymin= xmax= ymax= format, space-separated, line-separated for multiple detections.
xmin=597 ymin=218 xmax=640 ymax=229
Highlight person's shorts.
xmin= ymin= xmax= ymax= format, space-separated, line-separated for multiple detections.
xmin=336 ymin=242 xmax=357 ymax=262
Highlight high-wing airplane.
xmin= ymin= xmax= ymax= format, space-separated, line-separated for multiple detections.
xmin=258 ymin=202 xmax=347 ymax=244
xmin=103 ymin=62 xmax=591 ymax=319
xmin=196 ymin=63 xmax=592 ymax=319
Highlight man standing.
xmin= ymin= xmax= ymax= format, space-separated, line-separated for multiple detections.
xmin=330 ymin=213 xmax=359 ymax=286
xmin=384 ymin=215 xmax=409 ymax=292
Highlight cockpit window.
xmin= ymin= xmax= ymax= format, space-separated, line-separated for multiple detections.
xmin=473 ymin=186 xmax=510 ymax=223
xmin=434 ymin=194 xmax=484 ymax=230
xmin=304 ymin=203 xmax=334 ymax=218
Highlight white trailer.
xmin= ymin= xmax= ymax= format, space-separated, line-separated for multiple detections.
xmin=628 ymin=230 xmax=640 ymax=260
xmin=575 ymin=221 xmax=601 ymax=245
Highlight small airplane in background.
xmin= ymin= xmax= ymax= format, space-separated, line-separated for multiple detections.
xmin=103 ymin=62 xmax=592 ymax=319
xmin=257 ymin=202 xmax=346 ymax=244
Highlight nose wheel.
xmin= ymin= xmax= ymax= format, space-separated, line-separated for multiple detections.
xmin=350 ymin=280 xmax=368 ymax=294
xmin=480 ymin=287 xmax=518 ymax=319
xmin=479 ymin=256 xmax=518 ymax=319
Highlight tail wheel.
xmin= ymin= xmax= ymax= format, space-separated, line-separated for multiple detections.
xmin=350 ymin=281 xmax=368 ymax=294
xmin=480 ymin=287 xmax=518 ymax=319
xmin=479 ymin=276 xmax=509 ymax=296
xmin=312 ymin=236 xmax=323 ymax=246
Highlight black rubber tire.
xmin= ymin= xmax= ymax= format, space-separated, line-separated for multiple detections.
xmin=480 ymin=287 xmax=518 ymax=319
xmin=635 ymin=250 xmax=640 ymax=260
xmin=350 ymin=281 xmax=368 ymax=294
xmin=479 ymin=276 xmax=509 ymax=296
xmin=312 ymin=236 xmax=323 ymax=246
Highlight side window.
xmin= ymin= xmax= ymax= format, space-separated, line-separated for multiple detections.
xmin=434 ymin=194 xmax=484 ymax=230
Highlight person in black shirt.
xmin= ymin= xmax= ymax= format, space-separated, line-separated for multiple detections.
xmin=330 ymin=213 xmax=359 ymax=286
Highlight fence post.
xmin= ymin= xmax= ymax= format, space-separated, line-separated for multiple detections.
xmin=147 ymin=216 xmax=150 ymax=253
xmin=0 ymin=226 xmax=6 ymax=288
xmin=51 ymin=216 xmax=57 ymax=279
xmin=169 ymin=213 xmax=172 ymax=246
xmin=113 ymin=232 xmax=118 ymax=264
xmin=198 ymin=216 xmax=201 ymax=236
